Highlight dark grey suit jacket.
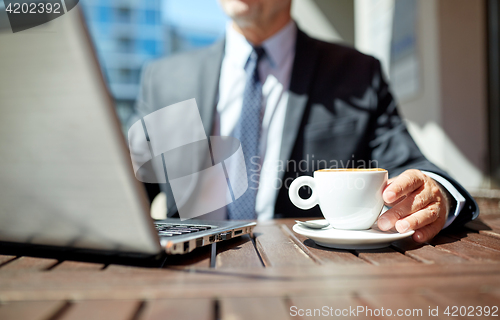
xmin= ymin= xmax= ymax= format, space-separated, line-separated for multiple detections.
xmin=132 ymin=29 xmax=478 ymax=228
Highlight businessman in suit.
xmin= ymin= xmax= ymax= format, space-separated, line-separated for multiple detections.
xmin=131 ymin=0 xmax=478 ymax=243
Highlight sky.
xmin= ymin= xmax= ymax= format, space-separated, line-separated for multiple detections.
xmin=162 ymin=0 xmax=229 ymax=35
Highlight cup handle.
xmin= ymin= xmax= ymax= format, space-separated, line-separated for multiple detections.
xmin=288 ymin=176 xmax=318 ymax=210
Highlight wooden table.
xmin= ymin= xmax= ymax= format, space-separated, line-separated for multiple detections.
xmin=1 ymin=196 xmax=500 ymax=320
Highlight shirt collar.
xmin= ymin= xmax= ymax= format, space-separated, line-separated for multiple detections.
xmin=224 ymin=20 xmax=297 ymax=69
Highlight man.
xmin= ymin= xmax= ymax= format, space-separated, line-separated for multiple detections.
xmin=131 ymin=0 xmax=478 ymax=243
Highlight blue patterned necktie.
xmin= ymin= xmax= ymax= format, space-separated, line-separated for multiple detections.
xmin=227 ymin=47 xmax=266 ymax=220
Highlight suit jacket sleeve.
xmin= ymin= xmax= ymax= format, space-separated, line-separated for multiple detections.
xmin=367 ymin=59 xmax=479 ymax=228
xmin=128 ymin=61 xmax=180 ymax=217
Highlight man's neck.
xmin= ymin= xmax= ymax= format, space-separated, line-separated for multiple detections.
xmin=232 ymin=13 xmax=292 ymax=46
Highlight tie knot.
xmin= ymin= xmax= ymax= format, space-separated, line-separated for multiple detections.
xmin=250 ymin=46 xmax=266 ymax=63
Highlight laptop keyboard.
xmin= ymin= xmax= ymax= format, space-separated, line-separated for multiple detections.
xmin=155 ymin=224 xmax=212 ymax=237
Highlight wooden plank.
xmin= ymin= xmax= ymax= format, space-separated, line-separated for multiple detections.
xmin=2 ymin=261 xmax=499 ymax=290
xmin=159 ymin=245 xmax=212 ymax=269
xmin=0 ymin=255 xmax=17 ymax=267
xmin=52 ymin=261 xmax=105 ymax=271
xmin=422 ymin=290 xmax=500 ymax=317
xmin=478 ymin=230 xmax=500 ymax=240
xmin=0 ymin=257 xmax=58 ymax=271
xmin=487 ymin=291 xmax=500 ymax=302
xmin=467 ymin=218 xmax=500 ymax=232
xmin=158 ymin=234 xmax=263 ymax=269
xmin=466 ymin=219 xmax=499 ymax=231
xmin=160 ymin=234 xmax=264 ymax=269
xmin=444 ymin=292 xmax=500 ymax=307
xmin=0 ymin=273 xmax=497 ymax=302
xmin=281 ymin=223 xmax=366 ymax=265
xmin=216 ymin=234 xmax=263 ymax=269
xmin=253 ymin=224 xmax=315 ymax=267
xmin=1 ymin=262 xmax=499 ymax=301
xmin=430 ymin=235 xmax=500 ymax=262
xmin=59 ymin=300 xmax=140 ymax=320
xmin=358 ymin=293 xmax=444 ymax=319
xmin=139 ymin=299 xmax=213 ymax=320
xmin=104 ymin=263 xmax=209 ymax=275
xmin=2 ymin=260 xmax=499 ymax=286
xmin=465 ymin=219 xmax=500 ymax=239
xmin=220 ymin=297 xmax=289 ymax=320
xmin=355 ymin=248 xmax=420 ymax=265
xmin=164 ymin=221 xmax=291 ymax=269
xmin=288 ymin=295 xmax=375 ymax=319
xmin=456 ymin=232 xmax=500 ymax=252
xmin=0 ymin=301 xmax=66 ymax=320
xmin=392 ymin=238 xmax=468 ymax=264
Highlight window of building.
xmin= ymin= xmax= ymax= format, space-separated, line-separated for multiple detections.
xmin=142 ymin=39 xmax=157 ymax=55
xmin=116 ymin=7 xmax=131 ymax=23
xmin=98 ymin=6 xmax=111 ymax=23
xmin=144 ymin=10 xmax=156 ymax=25
xmin=116 ymin=37 xmax=133 ymax=53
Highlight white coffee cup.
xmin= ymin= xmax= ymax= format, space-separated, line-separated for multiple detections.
xmin=289 ymin=169 xmax=388 ymax=230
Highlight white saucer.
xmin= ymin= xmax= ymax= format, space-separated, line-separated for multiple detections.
xmin=292 ymin=219 xmax=414 ymax=250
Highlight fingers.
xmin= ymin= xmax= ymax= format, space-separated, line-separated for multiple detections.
xmin=377 ymin=184 xmax=434 ymax=231
xmin=377 ymin=170 xmax=449 ymax=243
xmin=412 ymin=218 xmax=446 ymax=243
xmin=383 ymin=169 xmax=426 ymax=204
xmin=387 ymin=200 xmax=446 ymax=243
xmin=394 ymin=201 xmax=441 ymax=233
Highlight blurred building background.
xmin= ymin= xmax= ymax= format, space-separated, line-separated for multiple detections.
xmin=79 ymin=0 xmax=227 ymax=128
xmin=79 ymin=0 xmax=165 ymax=124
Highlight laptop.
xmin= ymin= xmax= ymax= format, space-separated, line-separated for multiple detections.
xmin=0 ymin=7 xmax=255 ymax=257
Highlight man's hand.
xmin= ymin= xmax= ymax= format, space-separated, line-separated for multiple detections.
xmin=377 ymin=169 xmax=450 ymax=243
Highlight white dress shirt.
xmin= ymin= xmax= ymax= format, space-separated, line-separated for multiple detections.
xmin=210 ymin=21 xmax=465 ymax=228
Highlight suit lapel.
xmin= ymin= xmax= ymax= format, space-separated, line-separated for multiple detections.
xmin=278 ymin=30 xmax=319 ymax=183
xmin=198 ymin=39 xmax=225 ymax=136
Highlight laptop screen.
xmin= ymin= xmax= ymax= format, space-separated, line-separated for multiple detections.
xmin=0 ymin=8 xmax=160 ymax=254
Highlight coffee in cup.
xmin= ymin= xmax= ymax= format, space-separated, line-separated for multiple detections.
xmin=289 ymin=168 xmax=388 ymax=230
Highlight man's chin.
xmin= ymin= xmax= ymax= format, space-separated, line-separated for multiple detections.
xmin=221 ymin=0 xmax=258 ymax=21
